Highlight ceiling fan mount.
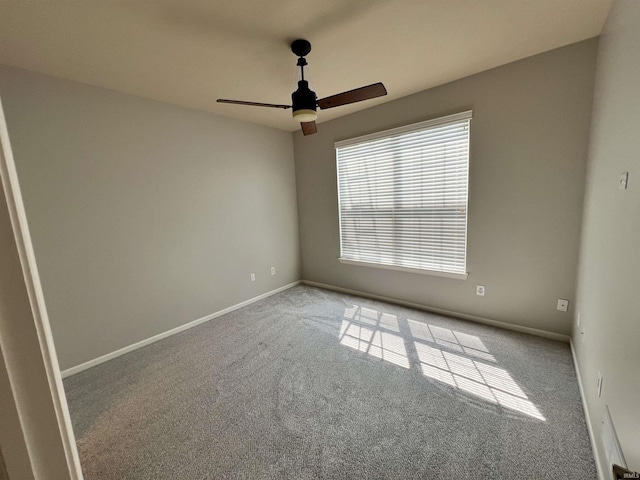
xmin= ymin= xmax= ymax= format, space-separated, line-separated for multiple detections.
xmin=290 ymin=39 xmax=311 ymax=58
xmin=217 ymin=39 xmax=387 ymax=136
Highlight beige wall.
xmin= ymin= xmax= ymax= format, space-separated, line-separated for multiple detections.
xmin=294 ymin=39 xmax=597 ymax=336
xmin=0 ymin=65 xmax=301 ymax=371
xmin=573 ymin=0 xmax=640 ymax=474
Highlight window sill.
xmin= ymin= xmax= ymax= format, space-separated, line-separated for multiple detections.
xmin=338 ymin=258 xmax=468 ymax=280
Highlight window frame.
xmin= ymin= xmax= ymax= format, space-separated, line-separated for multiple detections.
xmin=335 ymin=110 xmax=472 ymax=280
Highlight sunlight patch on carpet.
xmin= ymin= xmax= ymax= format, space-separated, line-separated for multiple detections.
xmin=339 ymin=304 xmax=545 ymax=421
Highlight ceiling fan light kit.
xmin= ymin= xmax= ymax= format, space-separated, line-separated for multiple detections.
xmin=217 ymin=39 xmax=387 ymax=135
xmin=292 ymin=108 xmax=317 ymax=122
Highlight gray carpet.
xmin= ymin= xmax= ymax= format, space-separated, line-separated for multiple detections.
xmin=64 ymin=285 xmax=596 ymax=479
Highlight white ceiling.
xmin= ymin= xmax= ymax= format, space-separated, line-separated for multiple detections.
xmin=0 ymin=0 xmax=611 ymax=132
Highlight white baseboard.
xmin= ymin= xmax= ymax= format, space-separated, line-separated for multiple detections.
xmin=62 ymin=278 xmax=570 ymax=379
xmin=570 ymin=340 xmax=605 ymax=480
xmin=61 ymin=281 xmax=301 ymax=378
xmin=302 ymin=280 xmax=571 ymax=343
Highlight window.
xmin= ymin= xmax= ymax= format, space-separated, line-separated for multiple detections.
xmin=335 ymin=110 xmax=471 ymax=279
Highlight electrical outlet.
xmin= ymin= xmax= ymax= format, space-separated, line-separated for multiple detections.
xmin=619 ymin=172 xmax=629 ymax=190
xmin=581 ymin=326 xmax=586 ymax=343
xmin=250 ymin=273 xmax=255 ymax=282
xmin=271 ymin=267 xmax=276 ymax=275
xmin=557 ymin=299 xmax=569 ymax=312
xmin=597 ymin=372 xmax=603 ymax=397
xmin=576 ymin=310 xmax=581 ymax=327
xmin=476 ymin=285 xmax=485 ymax=296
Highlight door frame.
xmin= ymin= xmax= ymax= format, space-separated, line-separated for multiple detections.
xmin=0 ymin=94 xmax=83 ymax=479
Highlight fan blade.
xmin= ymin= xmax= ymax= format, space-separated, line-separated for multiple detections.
xmin=301 ymin=121 xmax=317 ymax=136
xmin=317 ymin=82 xmax=387 ymax=110
xmin=217 ymin=99 xmax=291 ymax=109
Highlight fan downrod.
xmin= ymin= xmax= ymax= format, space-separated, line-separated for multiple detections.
xmin=291 ymin=39 xmax=311 ymax=57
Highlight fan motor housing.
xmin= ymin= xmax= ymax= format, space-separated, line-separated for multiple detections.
xmin=292 ymin=80 xmax=317 ymax=114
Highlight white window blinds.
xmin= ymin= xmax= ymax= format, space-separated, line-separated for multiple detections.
xmin=336 ymin=111 xmax=471 ymax=277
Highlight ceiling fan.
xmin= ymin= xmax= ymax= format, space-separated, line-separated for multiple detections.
xmin=217 ymin=39 xmax=387 ymax=136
